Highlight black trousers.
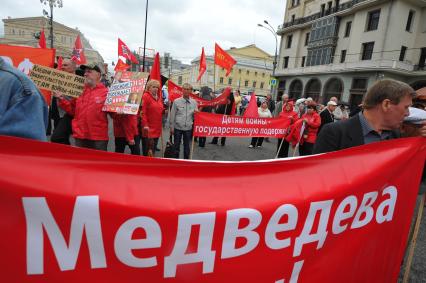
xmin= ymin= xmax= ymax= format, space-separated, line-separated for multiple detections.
xmin=115 ymin=135 xmax=141 ymax=155
xmin=142 ymin=137 xmax=159 ymax=156
xmin=211 ymin=137 xmax=226 ymax=145
xmin=276 ymin=138 xmax=290 ymax=158
xmin=51 ymin=114 xmax=73 ymax=145
xmin=75 ymin=138 xmax=108 ymax=151
xmin=198 ymin=137 xmax=207 ymax=147
xmin=250 ymin=137 xmax=264 ymax=147
xmin=299 ymin=142 xmax=314 ymax=156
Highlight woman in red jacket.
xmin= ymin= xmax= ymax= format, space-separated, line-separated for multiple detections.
xmin=277 ymin=101 xmax=298 ymax=158
xmin=299 ymin=101 xmax=321 ymax=156
xmin=141 ymin=79 xmax=164 ymax=156
xmin=113 ymin=113 xmax=140 ymax=155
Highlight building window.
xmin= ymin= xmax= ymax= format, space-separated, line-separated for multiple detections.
xmin=291 ymin=0 xmax=300 ymax=7
xmin=289 ymin=80 xmax=303 ymax=99
xmin=239 ymin=69 xmax=242 ymax=74
xmin=253 ymin=81 xmax=257 ymax=88
xmin=286 ymin=34 xmax=293 ymax=49
xmin=244 ymin=80 xmax=249 ymax=87
xmin=283 ymin=56 xmax=289 ymax=68
xmin=178 ymin=76 xmax=182 ymax=85
xmin=335 ymin=0 xmax=340 ymax=10
xmin=366 ymin=9 xmax=380 ymax=31
xmin=262 ymin=73 xmax=265 ymax=77
xmin=361 ymin=42 xmax=374 ymax=60
xmin=326 ymin=1 xmax=332 ymax=15
xmin=399 ymin=46 xmax=407 ymax=61
xmin=291 ymin=15 xmax=295 ymax=22
xmin=255 ymin=71 xmax=258 ymax=76
xmin=320 ymin=4 xmax=325 ymax=17
xmin=344 ymin=21 xmax=352 ymax=37
xmin=406 ymin=10 xmax=415 ymax=32
xmin=305 ymin=32 xmax=310 ymax=46
xmin=260 ymin=82 xmax=264 ymax=89
xmin=220 ymin=77 xmax=224 ymax=84
xmin=228 ymin=78 xmax=232 ymax=85
xmin=12 ymin=29 xmax=15 ymax=35
xmin=301 ymin=56 xmax=306 ymax=67
xmin=340 ymin=50 xmax=347 ymax=63
xmin=246 ymin=70 xmax=249 ymax=75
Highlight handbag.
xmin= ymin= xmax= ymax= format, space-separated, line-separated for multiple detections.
xmin=163 ymin=135 xmax=178 ymax=158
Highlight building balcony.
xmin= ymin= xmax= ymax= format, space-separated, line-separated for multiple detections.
xmin=275 ymin=59 xmax=426 ymax=76
xmin=277 ymin=0 xmax=379 ymax=34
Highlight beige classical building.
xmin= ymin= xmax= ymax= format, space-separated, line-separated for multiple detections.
xmin=275 ymin=0 xmax=426 ymax=108
xmin=170 ymin=44 xmax=274 ymax=96
xmin=0 ymin=17 xmax=104 ymax=69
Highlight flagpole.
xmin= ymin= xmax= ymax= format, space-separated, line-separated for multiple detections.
xmin=142 ymin=0 xmax=149 ymax=71
xmin=292 ymin=121 xmax=306 ymax=157
xmin=160 ymin=128 xmax=164 ymax=157
xmin=190 ymin=135 xmax=195 ymax=159
xmin=213 ymin=63 xmax=216 ymax=93
xmin=275 ymin=138 xmax=284 ymax=159
xmin=402 ymin=194 xmax=425 ymax=283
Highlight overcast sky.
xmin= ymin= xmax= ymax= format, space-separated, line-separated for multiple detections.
xmin=0 ymin=0 xmax=286 ymax=66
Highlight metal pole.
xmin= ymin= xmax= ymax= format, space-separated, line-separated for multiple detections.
xmin=50 ymin=2 xmax=54 ymax=48
xmin=142 ymin=0 xmax=148 ymax=72
xmin=259 ymin=22 xmax=278 ymax=99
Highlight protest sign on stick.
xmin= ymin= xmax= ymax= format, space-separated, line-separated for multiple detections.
xmin=103 ymin=71 xmax=149 ymax=115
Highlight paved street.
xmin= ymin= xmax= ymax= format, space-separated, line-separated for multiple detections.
xmin=104 ymin=121 xmax=425 ymax=281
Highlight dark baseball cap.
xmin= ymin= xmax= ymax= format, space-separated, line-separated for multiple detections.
xmin=80 ymin=63 xmax=101 ymax=73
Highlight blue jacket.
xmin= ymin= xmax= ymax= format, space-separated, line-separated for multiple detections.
xmin=0 ymin=57 xmax=48 ymax=141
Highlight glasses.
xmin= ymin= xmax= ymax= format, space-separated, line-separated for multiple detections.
xmin=307 ymin=106 xmax=316 ymax=109
xmin=183 ymin=88 xmax=192 ymax=91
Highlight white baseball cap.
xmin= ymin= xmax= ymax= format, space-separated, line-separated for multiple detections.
xmin=404 ymin=107 xmax=426 ymax=124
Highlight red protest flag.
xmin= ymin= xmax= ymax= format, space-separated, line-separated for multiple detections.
xmin=214 ymin=43 xmax=236 ymax=76
xmin=149 ymin=52 xmax=161 ymax=88
xmin=197 ymin=47 xmax=206 ymax=82
xmin=114 ymin=58 xmax=130 ymax=72
xmin=118 ymin=38 xmax=138 ymax=64
xmin=38 ymin=30 xmax=46 ymax=49
xmin=57 ymin=56 xmax=63 ymax=70
xmin=243 ymin=93 xmax=259 ymax=118
xmin=71 ymin=35 xmax=87 ymax=64
xmin=167 ymin=80 xmax=183 ymax=102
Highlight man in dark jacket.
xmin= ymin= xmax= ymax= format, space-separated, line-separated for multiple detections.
xmin=210 ymin=91 xmax=234 ymax=146
xmin=313 ymin=79 xmax=419 ymax=154
xmin=198 ymin=86 xmax=213 ymax=147
xmin=318 ymin=100 xmax=337 ymax=133
xmin=51 ymin=58 xmax=81 ymax=145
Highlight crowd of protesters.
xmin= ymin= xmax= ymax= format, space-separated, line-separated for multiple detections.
xmin=1 ymin=56 xmax=426 ymax=162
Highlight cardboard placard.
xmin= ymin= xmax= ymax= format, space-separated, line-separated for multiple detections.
xmin=103 ymin=71 xmax=149 ymax=115
xmin=29 ymin=64 xmax=85 ymax=98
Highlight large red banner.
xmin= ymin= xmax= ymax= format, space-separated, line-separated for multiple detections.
xmin=168 ymin=80 xmax=231 ymax=107
xmin=0 ymin=44 xmax=55 ymax=104
xmin=193 ymin=112 xmax=291 ymax=138
xmin=0 ymin=136 xmax=424 ymax=283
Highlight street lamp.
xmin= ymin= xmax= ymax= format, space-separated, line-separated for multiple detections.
xmin=40 ymin=0 xmax=63 ymax=48
xmin=258 ymin=20 xmax=278 ymax=98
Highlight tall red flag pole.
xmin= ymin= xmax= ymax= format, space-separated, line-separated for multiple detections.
xmin=197 ymin=47 xmax=206 ymax=83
